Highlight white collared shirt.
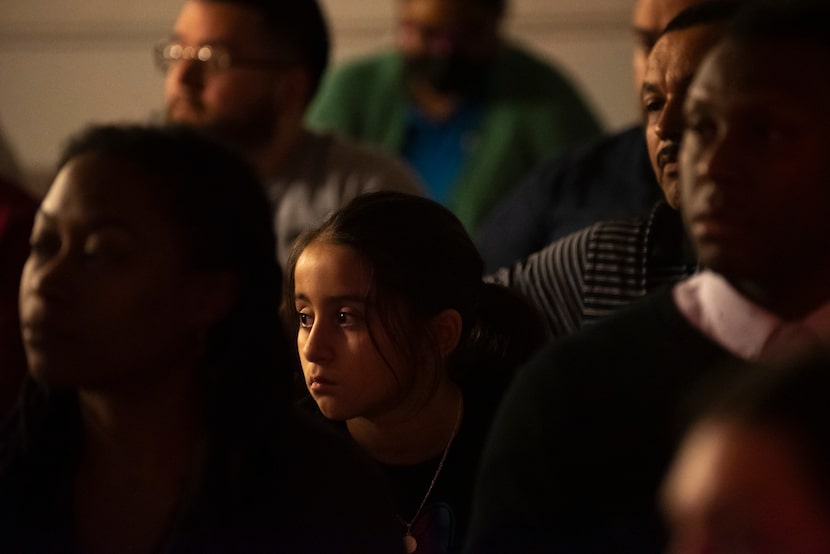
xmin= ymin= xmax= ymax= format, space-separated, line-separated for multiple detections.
xmin=673 ymin=270 xmax=830 ymax=361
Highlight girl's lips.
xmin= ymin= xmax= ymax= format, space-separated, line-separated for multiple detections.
xmin=309 ymin=375 xmax=336 ymax=392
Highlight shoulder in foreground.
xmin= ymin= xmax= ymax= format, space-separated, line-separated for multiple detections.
xmin=524 ymin=286 xmax=679 ymax=368
xmin=530 ymin=124 xmax=648 ymax=185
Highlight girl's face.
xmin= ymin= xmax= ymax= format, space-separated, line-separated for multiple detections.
xmin=19 ymin=154 xmax=217 ymax=390
xmin=293 ymin=241 xmax=419 ymax=421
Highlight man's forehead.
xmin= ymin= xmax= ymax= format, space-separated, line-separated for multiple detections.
xmin=173 ymin=0 xmax=270 ymax=45
xmin=685 ymin=43 xmax=738 ymax=103
xmin=687 ymin=42 xmax=830 ymax=119
xmin=646 ymin=26 xmax=722 ymax=84
xmin=697 ymin=40 xmax=828 ymax=95
xmin=632 ymin=0 xmax=708 ymax=31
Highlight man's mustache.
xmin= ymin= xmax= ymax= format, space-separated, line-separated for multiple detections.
xmin=657 ymin=142 xmax=680 ymax=169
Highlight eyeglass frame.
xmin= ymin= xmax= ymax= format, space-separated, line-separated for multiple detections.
xmin=153 ymin=38 xmax=291 ymax=74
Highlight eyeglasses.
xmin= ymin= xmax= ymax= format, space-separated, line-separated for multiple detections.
xmin=154 ymin=39 xmax=286 ymax=74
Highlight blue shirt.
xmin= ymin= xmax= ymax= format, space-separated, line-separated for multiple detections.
xmin=401 ymin=102 xmax=483 ymax=204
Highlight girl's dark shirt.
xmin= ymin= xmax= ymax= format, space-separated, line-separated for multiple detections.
xmin=297 ymin=364 xmax=514 ymax=554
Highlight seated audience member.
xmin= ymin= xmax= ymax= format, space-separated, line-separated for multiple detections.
xmin=0 ymin=124 xmax=403 ymax=553
xmin=476 ymin=0 xmax=710 ymax=272
xmin=158 ymin=0 xmax=423 ymax=267
xmin=663 ymin=354 xmax=830 ymax=554
xmin=284 ymin=191 xmax=546 ymax=554
xmin=488 ymin=1 xmax=742 ymax=338
xmin=464 ymin=2 xmax=830 ymax=552
xmin=0 ymin=132 xmax=37 ymax=422
xmin=306 ymin=0 xmax=600 ymax=233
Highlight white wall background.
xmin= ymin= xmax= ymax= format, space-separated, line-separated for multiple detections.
xmin=0 ymin=0 xmax=638 ymax=196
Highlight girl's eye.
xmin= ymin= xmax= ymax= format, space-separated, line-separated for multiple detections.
xmin=298 ymin=312 xmax=313 ymax=328
xmin=337 ymin=311 xmax=360 ymax=326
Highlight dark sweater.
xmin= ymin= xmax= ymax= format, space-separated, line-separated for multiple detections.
xmin=0 ymin=402 xmax=403 ymax=554
xmin=475 ymin=125 xmax=661 ymax=272
xmin=465 ymin=287 xmax=749 ymax=554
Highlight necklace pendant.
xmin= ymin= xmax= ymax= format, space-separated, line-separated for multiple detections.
xmin=404 ymin=533 xmax=418 ymax=553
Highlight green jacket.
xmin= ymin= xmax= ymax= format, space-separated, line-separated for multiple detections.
xmin=306 ymin=44 xmax=602 ymax=232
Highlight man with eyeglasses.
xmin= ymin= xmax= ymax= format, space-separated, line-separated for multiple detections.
xmin=157 ymin=0 xmax=423 ymax=268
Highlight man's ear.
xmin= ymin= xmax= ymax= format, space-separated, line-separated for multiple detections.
xmin=187 ymin=270 xmax=239 ymax=328
xmin=429 ymin=308 xmax=463 ymax=357
xmin=274 ymin=66 xmax=313 ymax=113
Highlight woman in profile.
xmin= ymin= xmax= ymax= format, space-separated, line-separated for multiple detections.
xmin=0 ymin=124 xmax=401 ymax=553
xmin=285 ymin=191 xmax=546 ymax=553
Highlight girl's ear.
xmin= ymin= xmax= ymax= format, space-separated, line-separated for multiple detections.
xmin=272 ymin=66 xmax=313 ymax=114
xmin=429 ymin=309 xmax=463 ymax=357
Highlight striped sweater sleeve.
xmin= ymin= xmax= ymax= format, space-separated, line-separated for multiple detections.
xmin=486 ymin=225 xmax=597 ymax=338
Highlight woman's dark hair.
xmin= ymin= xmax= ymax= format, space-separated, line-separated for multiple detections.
xmin=284 ymin=191 xmax=545 ymax=392
xmin=6 ymin=124 xmax=295 ymax=501
xmin=694 ymin=353 xmax=830 ymax=508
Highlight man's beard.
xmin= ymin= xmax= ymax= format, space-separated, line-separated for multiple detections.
xmin=166 ymin=94 xmax=278 ymax=153
xmin=403 ymin=53 xmax=492 ymax=97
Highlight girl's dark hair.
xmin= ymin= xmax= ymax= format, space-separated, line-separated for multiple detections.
xmin=8 ymin=124 xmax=296 ymax=500
xmin=284 ymin=191 xmax=545 ymax=391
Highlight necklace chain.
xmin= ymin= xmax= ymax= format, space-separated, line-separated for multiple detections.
xmin=401 ymin=394 xmax=464 ymax=541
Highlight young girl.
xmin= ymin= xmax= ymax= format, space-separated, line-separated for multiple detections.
xmin=285 ymin=191 xmax=545 ymax=553
xmin=0 ymin=124 xmax=401 ymax=553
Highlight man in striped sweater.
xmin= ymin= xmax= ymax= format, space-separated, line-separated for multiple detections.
xmin=486 ymin=3 xmax=742 ymax=339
